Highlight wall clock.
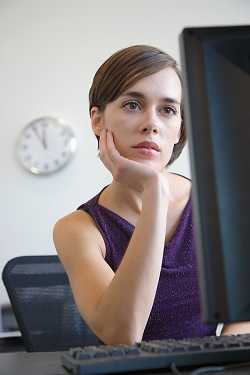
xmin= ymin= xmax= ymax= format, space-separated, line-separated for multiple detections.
xmin=16 ymin=116 xmax=77 ymax=175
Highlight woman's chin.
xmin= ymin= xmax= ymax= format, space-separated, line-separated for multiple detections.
xmin=120 ymin=151 xmax=168 ymax=171
xmin=134 ymin=158 xmax=164 ymax=170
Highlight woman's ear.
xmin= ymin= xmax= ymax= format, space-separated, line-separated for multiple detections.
xmin=90 ymin=106 xmax=104 ymax=136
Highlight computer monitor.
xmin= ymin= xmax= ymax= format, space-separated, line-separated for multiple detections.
xmin=179 ymin=25 xmax=250 ymax=324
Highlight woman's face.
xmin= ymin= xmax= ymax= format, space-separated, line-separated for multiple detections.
xmin=93 ymin=67 xmax=182 ymax=171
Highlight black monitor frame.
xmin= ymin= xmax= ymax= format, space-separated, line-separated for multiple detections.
xmin=179 ymin=25 xmax=250 ymax=323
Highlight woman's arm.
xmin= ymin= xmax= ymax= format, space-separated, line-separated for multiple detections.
xmin=54 ymin=174 xmax=169 ymax=345
xmin=91 ymin=174 xmax=169 ymax=344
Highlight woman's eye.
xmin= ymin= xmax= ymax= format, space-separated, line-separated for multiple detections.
xmin=162 ymin=106 xmax=177 ymax=116
xmin=123 ymin=101 xmax=141 ymax=111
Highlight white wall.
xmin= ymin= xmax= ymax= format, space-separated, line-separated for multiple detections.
xmin=0 ymin=0 xmax=249 ymax=306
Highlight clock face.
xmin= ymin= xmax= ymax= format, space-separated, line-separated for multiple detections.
xmin=16 ymin=117 xmax=77 ymax=175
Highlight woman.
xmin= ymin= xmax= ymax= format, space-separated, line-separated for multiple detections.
xmin=53 ymin=45 xmax=242 ymax=345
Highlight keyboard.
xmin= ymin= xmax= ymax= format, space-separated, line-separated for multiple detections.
xmin=61 ymin=333 xmax=250 ymax=374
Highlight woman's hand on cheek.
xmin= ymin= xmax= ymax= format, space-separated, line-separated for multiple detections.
xmin=99 ymin=129 xmax=165 ymax=193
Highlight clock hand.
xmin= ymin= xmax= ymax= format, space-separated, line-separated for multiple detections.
xmin=41 ymin=127 xmax=48 ymax=150
xmin=31 ymin=124 xmax=47 ymax=149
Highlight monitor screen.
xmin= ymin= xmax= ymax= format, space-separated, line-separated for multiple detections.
xmin=179 ymin=25 xmax=250 ymax=324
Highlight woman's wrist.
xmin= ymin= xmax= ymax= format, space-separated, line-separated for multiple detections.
xmin=142 ymin=172 xmax=171 ymax=201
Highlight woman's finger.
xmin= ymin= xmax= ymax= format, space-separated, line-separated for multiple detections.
xmin=99 ymin=129 xmax=114 ymax=172
xmin=106 ymin=129 xmax=123 ymax=164
xmin=99 ymin=129 xmax=106 ymax=155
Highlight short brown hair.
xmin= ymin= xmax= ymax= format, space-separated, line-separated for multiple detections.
xmin=89 ymin=45 xmax=186 ymax=166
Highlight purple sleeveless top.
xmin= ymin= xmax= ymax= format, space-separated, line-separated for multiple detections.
xmin=77 ymin=186 xmax=216 ymax=340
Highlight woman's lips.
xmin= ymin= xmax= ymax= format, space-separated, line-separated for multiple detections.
xmin=133 ymin=141 xmax=160 ymax=151
xmin=133 ymin=147 xmax=159 ymax=158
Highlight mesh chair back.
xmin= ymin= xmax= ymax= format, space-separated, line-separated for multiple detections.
xmin=2 ymin=255 xmax=102 ymax=351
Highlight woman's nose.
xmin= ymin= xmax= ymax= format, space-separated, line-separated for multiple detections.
xmin=141 ymin=125 xmax=159 ymax=134
xmin=140 ymin=110 xmax=160 ymax=134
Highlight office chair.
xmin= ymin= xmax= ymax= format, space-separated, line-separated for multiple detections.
xmin=2 ymin=255 xmax=102 ymax=352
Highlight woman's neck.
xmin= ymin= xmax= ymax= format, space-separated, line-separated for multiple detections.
xmin=100 ymin=169 xmax=171 ymax=216
xmin=102 ymin=181 xmax=143 ymax=216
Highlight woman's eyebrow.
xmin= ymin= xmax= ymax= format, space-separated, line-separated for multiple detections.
xmin=120 ymin=91 xmax=180 ymax=105
xmin=162 ymin=97 xmax=181 ymax=105
xmin=120 ymin=91 xmax=145 ymax=100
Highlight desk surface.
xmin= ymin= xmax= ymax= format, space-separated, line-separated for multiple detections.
xmin=1 ymin=351 xmax=250 ymax=375
xmin=0 ymin=351 xmax=66 ymax=375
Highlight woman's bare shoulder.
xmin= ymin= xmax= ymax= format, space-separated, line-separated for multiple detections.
xmin=53 ymin=210 xmax=106 ymax=257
